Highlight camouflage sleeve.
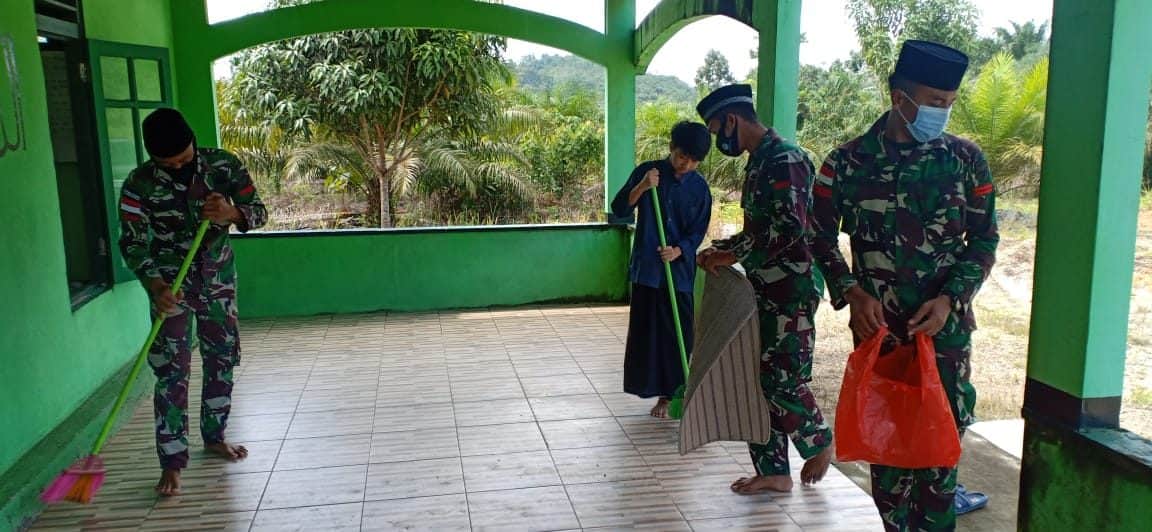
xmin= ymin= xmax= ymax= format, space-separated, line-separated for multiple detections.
xmin=811 ymin=150 xmax=858 ymax=310
xmin=223 ymin=152 xmax=267 ymax=232
xmin=941 ymin=148 xmax=999 ymax=308
xmin=719 ymin=148 xmax=813 ymax=265
xmin=709 ymin=230 xmax=742 ymax=252
xmin=117 ymin=172 xmax=158 ymax=281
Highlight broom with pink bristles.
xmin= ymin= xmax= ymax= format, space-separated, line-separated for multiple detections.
xmin=42 ymin=220 xmax=210 ymax=504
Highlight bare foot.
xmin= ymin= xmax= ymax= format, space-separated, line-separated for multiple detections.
xmin=156 ymin=469 xmax=181 ymax=496
xmin=649 ymin=398 xmax=670 ymax=418
xmin=206 ymin=442 xmax=249 ymax=461
xmin=730 ymin=475 xmax=793 ymax=494
xmin=800 ymin=446 xmax=833 ymax=485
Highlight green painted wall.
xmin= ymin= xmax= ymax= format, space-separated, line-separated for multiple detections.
xmin=1026 ymin=0 xmax=1151 ymax=399
xmin=1020 ymin=420 xmax=1152 ymax=530
xmin=0 ymin=0 xmax=166 ymax=481
xmin=84 ymin=0 xmax=174 ymax=48
xmin=230 ymin=225 xmax=631 ymax=318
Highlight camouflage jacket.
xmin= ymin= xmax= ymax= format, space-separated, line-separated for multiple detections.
xmin=118 ymin=148 xmax=267 ymax=284
xmin=811 ymin=113 xmax=999 ymax=334
xmin=712 ymin=129 xmax=820 ymax=308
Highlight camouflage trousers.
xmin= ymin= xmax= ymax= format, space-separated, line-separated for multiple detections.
xmin=148 ymin=271 xmax=240 ymax=470
xmin=748 ymin=300 xmax=833 ymax=476
xmin=870 ymin=332 xmax=976 ymax=532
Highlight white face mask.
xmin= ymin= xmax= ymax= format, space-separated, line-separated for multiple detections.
xmin=896 ymin=90 xmax=951 ymax=142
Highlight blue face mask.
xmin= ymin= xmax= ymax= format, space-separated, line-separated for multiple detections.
xmin=896 ymin=91 xmax=950 ymax=143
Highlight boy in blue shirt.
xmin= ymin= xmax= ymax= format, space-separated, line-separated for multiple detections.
xmin=611 ymin=121 xmax=714 ymax=417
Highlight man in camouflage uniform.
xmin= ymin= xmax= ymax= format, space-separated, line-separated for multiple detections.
xmin=811 ymin=41 xmax=998 ymax=530
xmin=695 ymin=84 xmax=834 ymax=493
xmin=119 ymin=108 xmax=267 ymax=496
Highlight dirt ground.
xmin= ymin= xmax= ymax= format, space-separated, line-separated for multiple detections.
xmin=710 ymin=196 xmax=1152 ymax=439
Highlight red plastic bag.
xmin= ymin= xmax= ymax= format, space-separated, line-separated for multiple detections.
xmin=834 ymin=328 xmax=961 ymax=468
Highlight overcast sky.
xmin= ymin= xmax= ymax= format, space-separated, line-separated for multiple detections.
xmin=207 ymin=0 xmax=1053 ymax=83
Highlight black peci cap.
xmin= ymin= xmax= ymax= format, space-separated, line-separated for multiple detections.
xmin=142 ymin=108 xmax=195 ymax=158
xmin=891 ymin=39 xmax=970 ymax=91
xmin=696 ymin=84 xmax=754 ymax=123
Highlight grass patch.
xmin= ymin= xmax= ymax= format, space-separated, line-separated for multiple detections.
xmin=1129 ymin=387 xmax=1152 ymax=408
xmin=716 ymin=201 xmax=743 ymax=224
xmin=998 ymin=195 xmax=1040 ymax=218
xmin=977 ymin=305 xmax=1031 ymax=337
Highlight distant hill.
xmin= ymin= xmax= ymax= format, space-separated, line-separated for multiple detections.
xmin=511 ymin=54 xmax=696 ymax=106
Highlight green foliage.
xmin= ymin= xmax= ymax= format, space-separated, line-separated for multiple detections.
xmin=231 ymin=24 xmax=509 ymax=226
xmin=413 ymin=131 xmax=536 ymax=223
xmin=639 ymin=75 xmax=698 ymax=106
xmin=951 ymin=53 xmax=1049 ymax=191
xmin=695 ymin=49 xmax=737 ymax=96
xmin=521 ymin=113 xmax=603 ymax=199
xmin=511 ymin=53 xmax=696 ymax=106
xmin=510 ymin=86 xmax=603 ymax=202
xmin=796 ymin=61 xmax=885 ymax=163
xmin=216 ymin=79 xmax=293 ymax=194
xmin=634 ymin=101 xmax=745 ymax=192
xmin=971 ymin=21 xmax=1049 ymax=68
xmin=846 ymin=0 xmax=980 ymax=101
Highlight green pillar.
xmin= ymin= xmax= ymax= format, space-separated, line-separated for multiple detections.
xmin=754 ymin=0 xmax=802 ymax=140
xmin=169 ymin=0 xmax=219 ymax=147
xmin=1025 ymin=0 xmax=1152 ymax=421
xmin=603 ymin=0 xmax=636 ymax=214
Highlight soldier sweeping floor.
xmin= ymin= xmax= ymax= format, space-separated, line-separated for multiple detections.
xmin=118 ymin=108 xmax=267 ymax=496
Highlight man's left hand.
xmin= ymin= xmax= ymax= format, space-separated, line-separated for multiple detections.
xmin=202 ymin=193 xmax=240 ymax=225
xmin=700 ymin=249 xmax=737 ymax=273
xmin=908 ymin=295 xmax=952 ymax=337
xmin=658 ymin=246 xmax=682 ymax=263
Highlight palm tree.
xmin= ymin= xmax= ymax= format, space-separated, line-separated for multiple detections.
xmin=796 ymin=62 xmax=884 ymax=165
xmin=634 ymin=101 xmax=746 ymax=192
xmin=216 ymin=80 xmax=294 ymax=194
xmin=281 ymin=99 xmax=544 ymax=226
xmin=951 ymin=52 xmax=1049 ymax=192
xmin=993 ymin=21 xmax=1049 ymax=61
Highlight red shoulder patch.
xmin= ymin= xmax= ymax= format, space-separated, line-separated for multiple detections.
xmin=974 ymin=183 xmax=994 ymax=197
xmin=819 ymin=163 xmax=835 ymax=178
xmin=813 ymin=184 xmax=833 ymax=198
xmin=772 ymin=180 xmax=791 ymax=191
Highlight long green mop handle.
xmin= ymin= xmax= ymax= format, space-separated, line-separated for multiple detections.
xmin=649 ymin=187 xmax=690 ymax=381
xmin=90 ymin=219 xmax=211 ymax=455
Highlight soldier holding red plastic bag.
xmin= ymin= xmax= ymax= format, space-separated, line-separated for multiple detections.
xmin=811 ymin=40 xmax=999 ymax=531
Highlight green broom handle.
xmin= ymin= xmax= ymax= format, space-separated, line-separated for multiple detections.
xmin=649 ymin=186 xmax=690 ymax=380
xmin=91 ymin=220 xmax=211 ymax=455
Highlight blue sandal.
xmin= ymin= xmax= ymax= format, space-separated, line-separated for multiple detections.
xmin=955 ymin=484 xmax=989 ymax=515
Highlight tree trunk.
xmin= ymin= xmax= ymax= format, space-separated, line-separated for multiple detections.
xmin=365 ymin=178 xmax=382 ymax=227
xmin=378 ymin=171 xmax=393 ymax=228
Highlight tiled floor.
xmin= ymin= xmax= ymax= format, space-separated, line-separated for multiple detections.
xmin=30 ymin=305 xmax=882 ymax=531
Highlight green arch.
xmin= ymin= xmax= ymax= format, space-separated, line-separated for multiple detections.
xmin=201 ymin=0 xmax=614 ymax=65
xmin=633 ymin=0 xmax=759 ymax=73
